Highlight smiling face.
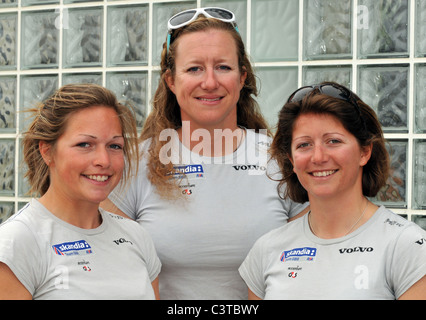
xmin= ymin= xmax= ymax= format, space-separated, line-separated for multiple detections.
xmin=165 ymin=28 xmax=247 ymax=131
xmin=289 ymin=113 xmax=371 ymax=201
xmin=42 ymin=105 xmax=125 ymax=205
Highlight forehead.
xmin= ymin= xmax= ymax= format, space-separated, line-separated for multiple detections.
xmin=174 ymin=28 xmax=238 ymax=59
xmin=64 ymin=106 xmax=121 ymax=133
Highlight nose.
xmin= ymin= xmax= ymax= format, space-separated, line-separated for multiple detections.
xmin=201 ymin=68 xmax=219 ymax=90
xmin=93 ymin=146 xmax=111 ymax=168
xmin=311 ymin=144 xmax=329 ymax=164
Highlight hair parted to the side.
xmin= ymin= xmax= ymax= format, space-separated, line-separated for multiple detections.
xmin=270 ymin=82 xmax=390 ymax=203
xmin=141 ymin=16 xmax=270 ymax=199
xmin=22 ymin=83 xmax=139 ymax=197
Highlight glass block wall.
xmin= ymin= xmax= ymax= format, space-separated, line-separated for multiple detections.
xmin=0 ymin=0 xmax=425 ymax=229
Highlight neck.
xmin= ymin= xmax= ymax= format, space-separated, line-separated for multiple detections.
xmin=39 ymin=189 xmax=102 ymax=229
xmin=308 ymin=193 xmax=376 ymax=239
xmin=178 ymin=121 xmax=244 ymax=157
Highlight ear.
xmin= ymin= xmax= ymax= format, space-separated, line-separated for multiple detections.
xmin=359 ymin=143 xmax=372 ymax=167
xmin=287 ymin=153 xmax=296 ymax=173
xmin=39 ymin=141 xmax=53 ymax=166
xmin=240 ymin=67 xmax=247 ymax=90
xmin=164 ymin=69 xmax=176 ymax=94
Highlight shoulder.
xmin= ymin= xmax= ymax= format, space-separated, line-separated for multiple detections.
xmin=0 ymin=202 xmax=38 ymax=240
xmin=375 ymin=206 xmax=426 ymax=246
xmin=101 ymin=209 xmax=151 ymax=239
xmin=253 ymin=217 xmax=304 ymax=250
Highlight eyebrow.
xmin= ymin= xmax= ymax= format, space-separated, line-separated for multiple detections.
xmin=78 ymin=134 xmax=124 ymax=139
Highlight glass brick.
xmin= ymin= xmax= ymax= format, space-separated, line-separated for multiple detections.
xmin=0 ymin=13 xmax=17 ymax=69
xmin=302 ymin=65 xmax=352 ymax=88
xmin=106 ymin=72 xmax=148 ymax=128
xmin=21 ymin=10 xmax=59 ymax=69
xmin=63 ymin=7 xmax=103 ymax=68
xmin=201 ymin=0 xmax=248 ymax=43
xmin=373 ymin=140 xmax=407 ymax=208
xmin=18 ymin=140 xmax=30 ymax=197
xmin=107 ymin=5 xmax=149 ymax=67
xmin=152 ymin=1 xmax=197 ymax=66
xmin=415 ymin=0 xmax=426 ymax=57
xmin=0 ymin=76 xmax=16 ymax=133
xmin=0 ymin=0 xmax=17 ymax=8
xmin=357 ymin=64 xmax=409 ymax=133
xmin=415 ymin=64 xmax=426 ymax=133
xmin=255 ymin=66 xmax=298 ymax=128
xmin=19 ymin=75 xmax=58 ymax=131
xmin=251 ymin=0 xmax=298 ymax=62
xmin=62 ymin=73 xmax=102 ymax=86
xmin=22 ymin=0 xmax=58 ymax=6
xmin=412 ymin=215 xmax=426 ymax=231
xmin=0 ymin=202 xmax=14 ymax=223
xmin=358 ymin=0 xmax=409 ymax=58
xmin=304 ymin=0 xmax=352 ymax=60
xmin=413 ymin=140 xmax=426 ymax=209
xmin=0 ymin=139 xmax=15 ymax=196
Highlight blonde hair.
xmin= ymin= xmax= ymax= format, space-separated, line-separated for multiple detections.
xmin=142 ymin=16 xmax=270 ymax=199
xmin=22 ymin=83 xmax=139 ymax=196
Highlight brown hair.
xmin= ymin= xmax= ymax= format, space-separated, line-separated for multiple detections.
xmin=22 ymin=83 xmax=139 ymax=196
xmin=142 ymin=16 xmax=270 ymax=199
xmin=270 ymin=82 xmax=390 ymax=203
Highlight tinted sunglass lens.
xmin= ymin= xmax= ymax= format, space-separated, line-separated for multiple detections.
xmin=170 ymin=10 xmax=197 ymax=27
xmin=288 ymin=87 xmax=314 ymax=102
xmin=205 ymin=8 xmax=233 ymax=19
xmin=320 ymin=85 xmax=350 ymax=101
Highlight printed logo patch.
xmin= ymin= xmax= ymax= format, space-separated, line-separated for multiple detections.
xmin=280 ymin=247 xmax=317 ymax=262
xmin=52 ymin=240 xmax=93 ymax=256
xmin=169 ymin=165 xmax=204 ymax=179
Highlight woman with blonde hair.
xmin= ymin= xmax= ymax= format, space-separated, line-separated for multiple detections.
xmin=0 ymin=84 xmax=161 ymax=299
xmin=103 ymin=8 xmax=308 ymax=299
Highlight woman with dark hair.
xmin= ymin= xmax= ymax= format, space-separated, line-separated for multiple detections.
xmin=240 ymin=82 xmax=426 ymax=299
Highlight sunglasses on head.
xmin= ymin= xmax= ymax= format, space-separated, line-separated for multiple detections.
xmin=166 ymin=7 xmax=239 ymax=54
xmin=288 ymin=82 xmax=361 ymax=110
xmin=287 ymin=82 xmax=367 ymax=130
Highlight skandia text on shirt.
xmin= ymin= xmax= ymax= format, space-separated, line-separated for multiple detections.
xmin=52 ymin=240 xmax=93 ymax=256
xmin=280 ymin=247 xmax=317 ymax=262
xmin=169 ymin=165 xmax=204 ymax=175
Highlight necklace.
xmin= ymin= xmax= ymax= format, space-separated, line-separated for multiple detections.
xmin=308 ymin=197 xmax=369 ymax=237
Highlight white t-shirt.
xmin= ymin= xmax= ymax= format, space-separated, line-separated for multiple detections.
xmin=109 ymin=129 xmax=308 ymax=299
xmin=239 ymin=206 xmax=426 ymax=299
xmin=0 ymin=199 xmax=161 ymax=300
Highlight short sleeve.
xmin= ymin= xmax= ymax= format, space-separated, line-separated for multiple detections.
xmin=136 ymin=225 xmax=162 ymax=282
xmin=238 ymin=236 xmax=267 ymax=299
xmin=0 ymin=220 xmax=42 ymax=295
xmin=389 ymin=224 xmax=426 ymax=298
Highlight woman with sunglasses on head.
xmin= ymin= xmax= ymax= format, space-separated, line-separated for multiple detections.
xmin=0 ymin=84 xmax=161 ymax=299
xmin=239 ymin=81 xmax=426 ymax=299
xmin=101 ymin=8 xmax=308 ymax=299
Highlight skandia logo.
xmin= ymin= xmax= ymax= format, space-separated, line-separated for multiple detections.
xmin=280 ymin=247 xmax=317 ymax=262
xmin=169 ymin=165 xmax=204 ymax=177
xmin=52 ymin=240 xmax=93 ymax=256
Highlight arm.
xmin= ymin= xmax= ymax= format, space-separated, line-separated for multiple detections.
xmin=0 ymin=262 xmax=32 ymax=300
xmin=248 ymin=288 xmax=262 ymax=300
xmin=398 ymin=275 xmax=426 ymax=300
xmin=151 ymin=276 xmax=160 ymax=300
